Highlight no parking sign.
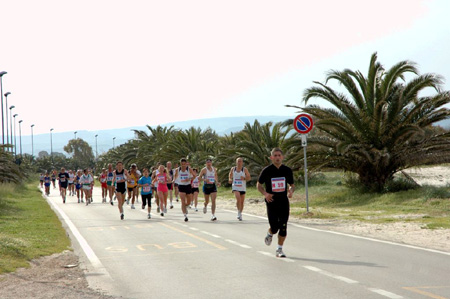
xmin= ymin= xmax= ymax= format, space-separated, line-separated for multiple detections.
xmin=293 ymin=113 xmax=314 ymax=213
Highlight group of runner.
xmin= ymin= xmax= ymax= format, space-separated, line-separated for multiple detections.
xmin=40 ymin=148 xmax=295 ymax=258
xmin=40 ymin=168 xmax=95 ymax=205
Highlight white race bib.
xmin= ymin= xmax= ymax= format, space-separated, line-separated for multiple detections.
xmin=271 ymin=177 xmax=286 ymax=192
xmin=143 ymin=186 xmax=151 ymax=192
xmin=234 ymin=179 xmax=243 ymax=187
xmin=207 ymin=175 xmax=215 ymax=183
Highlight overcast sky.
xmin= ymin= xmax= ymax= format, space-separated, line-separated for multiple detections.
xmin=1 ymin=0 xmax=449 ymax=135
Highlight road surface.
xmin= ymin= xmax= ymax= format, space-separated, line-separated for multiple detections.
xmin=44 ymin=187 xmax=450 ymax=299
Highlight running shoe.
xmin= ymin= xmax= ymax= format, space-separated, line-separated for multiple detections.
xmin=78 ymin=199 xmax=80 ymax=203
xmin=148 ymin=213 xmax=151 ymax=219
xmin=203 ymin=206 xmax=207 ymax=214
xmin=142 ymin=204 xmax=145 ymax=209
xmin=121 ymin=213 xmax=124 ymax=220
xmin=211 ymin=216 xmax=217 ymax=221
xmin=131 ymin=204 xmax=135 ymax=209
xmin=276 ymin=248 xmax=286 ymax=258
xmin=195 ymin=208 xmax=198 ymax=212
xmin=265 ymin=233 xmax=273 ymax=246
xmin=184 ymin=216 xmax=188 ymax=222
xmin=127 ymin=199 xmax=130 ymax=205
xmin=164 ymin=208 xmax=167 ymax=213
xmin=238 ymin=216 xmax=243 ymax=221
xmin=114 ymin=195 xmax=116 ymax=201
xmin=157 ymin=207 xmax=160 ymax=213
xmin=176 ymin=198 xmax=179 ymax=202
xmin=161 ymin=212 xmax=164 ymax=217
xmin=63 ymin=197 xmax=66 ymax=203
xmin=110 ymin=201 xmax=114 ymax=206
xmin=170 ymin=205 xmax=173 ymax=209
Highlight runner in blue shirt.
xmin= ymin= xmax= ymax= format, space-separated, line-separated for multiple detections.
xmin=138 ymin=168 xmax=153 ymax=219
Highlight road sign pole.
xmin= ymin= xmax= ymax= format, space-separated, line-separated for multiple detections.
xmin=303 ymin=141 xmax=309 ymax=212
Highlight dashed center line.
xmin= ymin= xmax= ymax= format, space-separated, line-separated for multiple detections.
xmin=303 ymin=266 xmax=359 ymax=284
xmin=368 ymin=288 xmax=404 ymax=299
xmin=224 ymin=239 xmax=252 ymax=249
xmin=200 ymin=231 xmax=221 ymax=238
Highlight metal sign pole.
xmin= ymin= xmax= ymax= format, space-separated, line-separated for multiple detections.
xmin=301 ymin=134 xmax=309 ymax=212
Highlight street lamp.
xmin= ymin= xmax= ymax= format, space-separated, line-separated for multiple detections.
xmin=0 ymin=71 xmax=7 ymax=145
xmin=4 ymin=92 xmax=11 ymax=146
xmin=95 ymin=134 xmax=98 ymax=160
xmin=113 ymin=137 xmax=116 ymax=149
xmin=74 ymin=131 xmax=77 ymax=139
xmin=9 ymin=105 xmax=15 ymax=153
xmin=50 ymin=128 xmax=54 ymax=163
xmin=18 ymin=120 xmax=23 ymax=157
xmin=13 ymin=113 xmax=18 ymax=156
xmin=31 ymin=124 xmax=35 ymax=160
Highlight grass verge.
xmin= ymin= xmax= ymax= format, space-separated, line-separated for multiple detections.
xmin=0 ymin=180 xmax=71 ymax=274
xmin=217 ymin=171 xmax=450 ymax=229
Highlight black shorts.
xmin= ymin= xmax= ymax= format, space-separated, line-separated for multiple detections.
xmin=178 ymin=184 xmax=192 ymax=194
xmin=167 ymin=183 xmax=173 ymax=190
xmin=174 ymin=183 xmax=179 ymax=187
xmin=203 ymin=184 xmax=217 ymax=195
xmin=40 ymin=180 xmax=44 ymax=183
xmin=69 ymin=183 xmax=74 ymax=186
xmin=141 ymin=193 xmax=152 ymax=206
xmin=192 ymin=187 xmax=199 ymax=193
xmin=233 ymin=190 xmax=246 ymax=195
xmin=127 ymin=187 xmax=136 ymax=192
xmin=60 ymin=184 xmax=68 ymax=189
xmin=116 ymin=183 xmax=126 ymax=194
xmin=265 ymin=196 xmax=290 ymax=237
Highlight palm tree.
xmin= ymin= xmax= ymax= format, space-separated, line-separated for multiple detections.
xmin=288 ymin=53 xmax=450 ymax=191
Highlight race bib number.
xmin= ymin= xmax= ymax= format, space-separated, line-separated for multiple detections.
xmin=207 ymin=176 xmax=215 ymax=183
xmin=130 ymin=180 xmax=135 ymax=185
xmin=107 ymin=176 xmax=113 ymax=181
xmin=143 ymin=186 xmax=151 ymax=192
xmin=180 ymin=174 xmax=189 ymax=183
xmin=60 ymin=177 xmax=66 ymax=182
xmin=158 ymin=176 xmax=165 ymax=183
xmin=192 ymin=180 xmax=199 ymax=188
xmin=271 ymin=177 xmax=286 ymax=192
xmin=116 ymin=175 xmax=124 ymax=181
xmin=234 ymin=179 xmax=243 ymax=187
xmin=101 ymin=178 xmax=106 ymax=183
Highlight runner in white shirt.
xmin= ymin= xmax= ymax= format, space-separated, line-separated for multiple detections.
xmin=198 ymin=158 xmax=221 ymax=221
xmin=173 ymin=158 xmax=196 ymax=222
xmin=80 ymin=169 xmax=94 ymax=206
xmin=228 ymin=158 xmax=251 ymax=221
xmin=191 ymin=168 xmax=200 ymax=212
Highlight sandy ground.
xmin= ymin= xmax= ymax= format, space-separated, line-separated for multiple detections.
xmin=0 ymin=166 xmax=448 ymax=298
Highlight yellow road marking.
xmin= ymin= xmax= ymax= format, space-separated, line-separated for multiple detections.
xmin=159 ymin=223 xmax=226 ymax=250
xmin=403 ymin=286 xmax=449 ymax=299
xmin=137 ymin=244 xmax=164 ymax=251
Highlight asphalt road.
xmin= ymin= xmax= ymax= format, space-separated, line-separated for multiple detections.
xmin=45 ymin=187 xmax=450 ymax=299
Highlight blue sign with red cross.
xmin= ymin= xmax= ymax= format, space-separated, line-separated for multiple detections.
xmin=293 ymin=114 xmax=314 ymax=134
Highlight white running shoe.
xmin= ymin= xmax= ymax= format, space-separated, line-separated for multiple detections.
xmin=195 ymin=208 xmax=198 ymax=212
xmin=203 ymin=206 xmax=207 ymax=214
xmin=148 ymin=213 xmax=151 ymax=219
xmin=211 ymin=215 xmax=217 ymax=221
xmin=265 ymin=233 xmax=273 ymax=246
xmin=276 ymin=248 xmax=286 ymax=258
xmin=131 ymin=204 xmax=135 ymax=209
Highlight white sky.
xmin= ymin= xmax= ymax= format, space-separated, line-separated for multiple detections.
xmin=1 ymin=0 xmax=449 ymax=136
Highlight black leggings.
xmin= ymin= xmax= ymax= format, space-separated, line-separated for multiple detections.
xmin=266 ymin=196 xmax=290 ymax=237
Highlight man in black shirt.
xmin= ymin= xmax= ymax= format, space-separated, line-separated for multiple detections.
xmin=257 ymin=148 xmax=295 ymax=258
xmin=58 ymin=167 xmax=70 ymax=203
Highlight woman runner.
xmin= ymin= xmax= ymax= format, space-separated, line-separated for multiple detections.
xmin=153 ymin=165 xmax=171 ymax=217
xmin=138 ymin=168 xmax=153 ymax=219
xmin=99 ymin=168 xmax=108 ymax=203
xmin=113 ymin=161 xmax=129 ymax=220
xmin=228 ymin=157 xmax=251 ymax=221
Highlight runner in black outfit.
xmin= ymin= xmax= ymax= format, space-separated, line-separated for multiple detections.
xmin=257 ymin=148 xmax=295 ymax=258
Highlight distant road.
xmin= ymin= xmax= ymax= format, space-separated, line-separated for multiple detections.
xmin=46 ymin=187 xmax=450 ymax=299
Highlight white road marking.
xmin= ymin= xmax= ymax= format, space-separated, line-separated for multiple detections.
xmin=224 ymin=239 xmax=252 ymax=249
xmin=45 ymin=196 xmax=112 ymax=279
xmin=189 ymin=227 xmax=199 ymax=231
xmin=222 ymin=209 xmax=450 ymax=256
xmin=200 ymin=231 xmax=222 ymax=238
xmin=257 ymin=251 xmax=295 ymax=262
xmin=303 ymin=266 xmax=358 ymax=284
xmin=368 ymin=288 xmax=403 ymax=298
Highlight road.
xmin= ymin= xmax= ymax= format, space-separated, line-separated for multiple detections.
xmin=45 ymin=187 xmax=450 ymax=299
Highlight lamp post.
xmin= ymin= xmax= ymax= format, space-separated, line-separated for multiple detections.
xmin=113 ymin=137 xmax=116 ymax=149
xmin=0 ymin=71 xmax=7 ymax=145
xmin=95 ymin=134 xmax=98 ymax=160
xmin=13 ymin=114 xmax=18 ymax=156
xmin=9 ymin=105 xmax=15 ymax=152
xmin=74 ymin=131 xmax=77 ymax=139
xmin=4 ymin=92 xmax=11 ymax=146
xmin=50 ymin=128 xmax=54 ymax=164
xmin=18 ymin=120 xmax=23 ymax=157
xmin=31 ymin=124 xmax=35 ymax=160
